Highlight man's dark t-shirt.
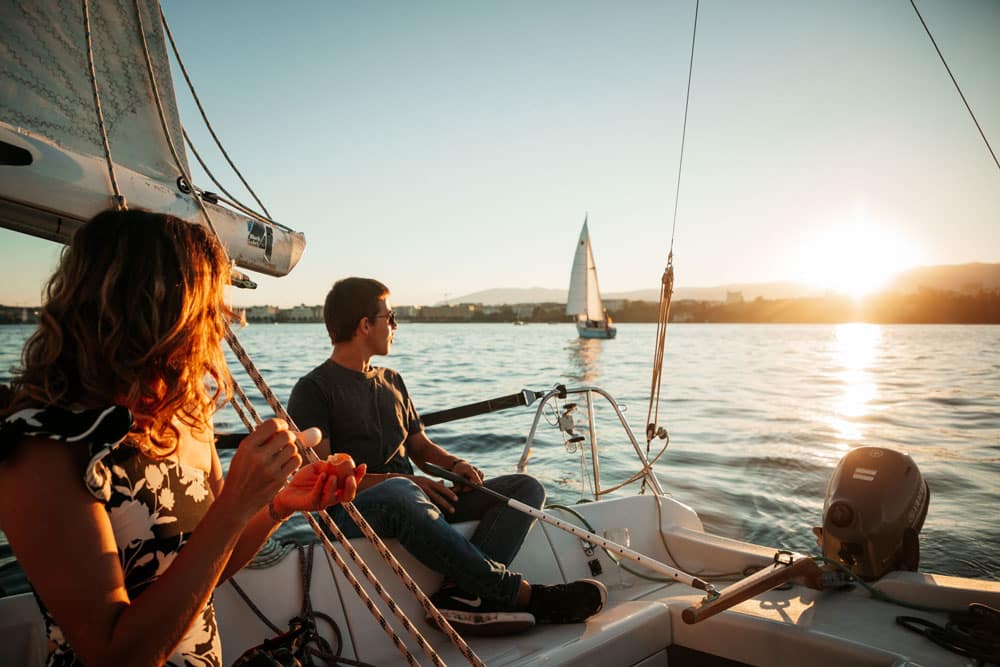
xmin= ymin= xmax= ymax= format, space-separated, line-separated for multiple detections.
xmin=287 ymin=360 xmax=423 ymax=475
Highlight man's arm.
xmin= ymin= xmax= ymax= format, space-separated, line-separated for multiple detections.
xmin=407 ymin=431 xmax=484 ymax=492
xmin=406 ymin=430 xmax=461 ymax=471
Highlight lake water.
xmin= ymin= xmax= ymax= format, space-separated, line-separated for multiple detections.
xmin=1 ymin=322 xmax=998 ymax=589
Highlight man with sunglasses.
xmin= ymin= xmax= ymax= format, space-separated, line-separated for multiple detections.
xmin=288 ymin=277 xmax=605 ymax=637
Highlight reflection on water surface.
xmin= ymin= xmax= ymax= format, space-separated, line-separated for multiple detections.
xmin=826 ymin=323 xmax=882 ymax=445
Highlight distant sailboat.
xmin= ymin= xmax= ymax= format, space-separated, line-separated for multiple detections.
xmin=566 ymin=216 xmax=616 ymax=339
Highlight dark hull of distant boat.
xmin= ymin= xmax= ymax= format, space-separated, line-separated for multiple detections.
xmin=577 ymin=321 xmax=617 ymax=339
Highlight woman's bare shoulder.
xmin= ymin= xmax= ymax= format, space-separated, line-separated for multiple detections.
xmin=0 ymin=435 xmax=92 ymax=511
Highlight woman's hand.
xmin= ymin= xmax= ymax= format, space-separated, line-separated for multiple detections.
xmin=218 ymin=419 xmax=308 ymax=522
xmin=271 ymin=452 xmax=367 ymax=518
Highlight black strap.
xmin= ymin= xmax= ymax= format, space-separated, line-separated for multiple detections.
xmin=421 ymin=389 xmax=542 ymax=427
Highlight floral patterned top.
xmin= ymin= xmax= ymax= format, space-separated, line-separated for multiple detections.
xmin=0 ymin=405 xmax=222 ymax=667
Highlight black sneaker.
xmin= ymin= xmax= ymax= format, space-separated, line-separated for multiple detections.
xmin=527 ymin=579 xmax=607 ymax=624
xmin=428 ymin=585 xmax=535 ymax=637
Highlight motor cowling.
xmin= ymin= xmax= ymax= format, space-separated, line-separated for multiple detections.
xmin=818 ymin=447 xmax=929 ymax=581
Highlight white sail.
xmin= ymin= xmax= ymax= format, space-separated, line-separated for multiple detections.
xmin=0 ymin=1 xmax=187 ymax=182
xmin=565 ymin=218 xmax=605 ymax=320
xmin=0 ymin=0 xmax=305 ymax=277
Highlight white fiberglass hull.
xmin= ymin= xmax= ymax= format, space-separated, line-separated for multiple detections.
xmin=0 ymin=122 xmax=305 ymax=278
xmin=3 ymin=493 xmax=995 ymax=667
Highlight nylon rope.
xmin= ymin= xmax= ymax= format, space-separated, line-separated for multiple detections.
xmin=641 ymin=0 xmax=698 ymax=494
xmin=131 ymin=0 xmax=221 ymax=239
xmin=135 ymin=3 xmax=482 ymax=664
xmin=219 ymin=277 xmax=431 ymax=656
xmin=666 ymin=0 xmax=699 ymax=253
xmin=909 ymin=0 xmax=1000 ymax=173
xmin=182 ymin=127 xmax=288 ymax=228
xmin=81 ymin=0 xmax=127 ymax=211
xmin=224 ymin=328 xmax=487 ymax=667
xmin=158 ymin=5 xmax=275 ymax=219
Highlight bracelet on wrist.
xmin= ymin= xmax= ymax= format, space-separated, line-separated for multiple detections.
xmin=448 ymin=459 xmax=465 ymax=471
xmin=267 ymin=499 xmax=287 ymax=523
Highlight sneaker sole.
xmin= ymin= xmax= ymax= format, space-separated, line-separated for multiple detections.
xmin=533 ymin=578 xmax=609 ymax=624
xmin=585 ymin=578 xmax=608 ymax=613
xmin=431 ymin=610 xmax=536 ymax=637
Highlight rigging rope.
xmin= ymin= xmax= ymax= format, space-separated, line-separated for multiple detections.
xmin=909 ymin=0 xmax=1000 ymax=174
xmin=224 ymin=329 xmax=487 ymax=667
xmin=134 ymin=4 xmax=483 ymax=664
xmin=131 ymin=0 xmax=220 ymax=238
xmin=182 ymin=127 xmax=289 ymax=228
xmin=224 ymin=377 xmax=429 ymax=665
xmin=642 ymin=0 xmax=699 ymax=493
xmin=666 ymin=0 xmax=700 ymax=252
xmin=158 ymin=5 xmax=275 ymax=219
xmin=81 ymin=0 xmax=126 ymax=211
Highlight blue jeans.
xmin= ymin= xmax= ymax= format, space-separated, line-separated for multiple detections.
xmin=324 ymin=474 xmax=545 ymax=606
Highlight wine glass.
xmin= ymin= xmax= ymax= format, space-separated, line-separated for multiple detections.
xmin=603 ymin=527 xmax=633 ymax=589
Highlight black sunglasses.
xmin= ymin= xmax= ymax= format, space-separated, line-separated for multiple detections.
xmin=372 ymin=310 xmax=397 ymax=327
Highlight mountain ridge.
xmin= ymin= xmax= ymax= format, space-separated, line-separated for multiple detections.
xmin=436 ymin=263 xmax=1000 ymax=306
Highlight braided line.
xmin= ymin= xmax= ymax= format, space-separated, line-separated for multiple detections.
xmin=299 ymin=510 xmax=419 ymax=665
xmin=82 ymin=0 xmax=126 ymax=210
xmin=223 ymin=327 xmax=486 ymax=667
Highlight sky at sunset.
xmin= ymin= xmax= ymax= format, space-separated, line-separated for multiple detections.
xmin=2 ymin=0 xmax=998 ymax=307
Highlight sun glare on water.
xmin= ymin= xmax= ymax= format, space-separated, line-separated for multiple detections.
xmin=793 ymin=220 xmax=922 ymax=297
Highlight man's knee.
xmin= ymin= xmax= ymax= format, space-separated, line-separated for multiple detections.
xmin=355 ymin=476 xmax=445 ymax=534
xmin=376 ymin=476 xmax=429 ymax=504
xmin=493 ymin=474 xmax=545 ymax=509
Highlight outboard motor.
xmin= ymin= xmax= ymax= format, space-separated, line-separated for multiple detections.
xmin=817 ymin=446 xmax=929 ymax=581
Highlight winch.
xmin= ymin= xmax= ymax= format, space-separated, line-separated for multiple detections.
xmin=816 ymin=446 xmax=929 ymax=580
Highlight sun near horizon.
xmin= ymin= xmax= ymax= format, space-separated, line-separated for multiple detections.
xmin=791 ymin=219 xmax=924 ymax=299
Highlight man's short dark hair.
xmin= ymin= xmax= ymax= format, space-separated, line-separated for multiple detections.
xmin=324 ymin=277 xmax=390 ymax=343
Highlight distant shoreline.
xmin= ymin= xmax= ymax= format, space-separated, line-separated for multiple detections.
xmin=4 ymin=289 xmax=998 ymax=325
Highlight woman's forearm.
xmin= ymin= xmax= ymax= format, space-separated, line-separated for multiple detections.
xmin=98 ymin=497 xmax=249 ymax=666
xmin=220 ymin=504 xmax=288 ymax=581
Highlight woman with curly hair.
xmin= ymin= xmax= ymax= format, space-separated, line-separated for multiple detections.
xmin=0 ymin=209 xmax=364 ymax=666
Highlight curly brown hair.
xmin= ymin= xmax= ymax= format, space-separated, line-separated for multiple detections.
xmin=6 ymin=209 xmax=234 ymax=457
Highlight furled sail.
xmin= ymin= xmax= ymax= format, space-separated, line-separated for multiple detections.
xmin=1 ymin=1 xmax=187 ymax=184
xmin=0 ymin=0 xmax=305 ymax=277
xmin=565 ymin=217 xmax=605 ymax=320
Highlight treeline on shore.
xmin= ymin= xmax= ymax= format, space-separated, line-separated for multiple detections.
xmin=408 ymin=288 xmax=1000 ymax=324
xmin=3 ymin=288 xmax=998 ymax=325
xmin=652 ymin=288 xmax=1000 ymax=324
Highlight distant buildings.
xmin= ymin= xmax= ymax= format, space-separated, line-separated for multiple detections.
xmin=243 ymin=304 xmax=321 ymax=323
xmin=283 ymin=304 xmax=323 ymax=322
xmin=245 ymin=305 xmax=279 ymax=322
xmin=0 ymin=306 xmax=35 ymax=324
xmin=7 ymin=285 xmax=998 ymax=327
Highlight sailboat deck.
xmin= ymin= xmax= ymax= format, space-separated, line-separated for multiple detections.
xmin=2 ymin=494 xmax=994 ymax=666
xmin=220 ymin=494 xmax=994 ymax=666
